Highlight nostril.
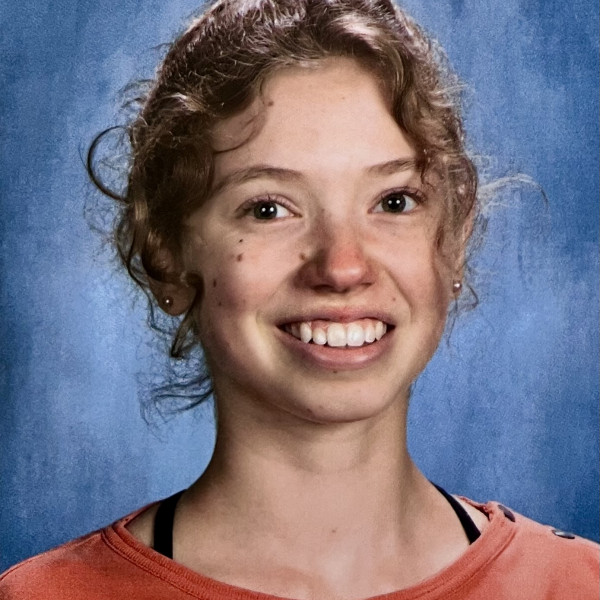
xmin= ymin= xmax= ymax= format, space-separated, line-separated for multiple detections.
xmin=297 ymin=246 xmax=374 ymax=293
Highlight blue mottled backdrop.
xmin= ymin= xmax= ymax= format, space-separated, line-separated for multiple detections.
xmin=0 ymin=0 xmax=598 ymax=571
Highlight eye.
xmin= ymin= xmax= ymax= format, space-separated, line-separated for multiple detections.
xmin=244 ymin=198 xmax=294 ymax=220
xmin=374 ymin=191 xmax=419 ymax=214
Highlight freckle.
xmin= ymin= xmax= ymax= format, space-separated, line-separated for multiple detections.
xmin=218 ymin=301 xmax=223 ymax=307
xmin=299 ymin=253 xmax=306 ymax=261
xmin=267 ymin=100 xmax=274 ymax=107
xmin=212 ymin=279 xmax=217 ymax=288
xmin=236 ymin=253 xmax=243 ymax=262
xmin=392 ymin=296 xmax=397 ymax=302
xmin=333 ymin=370 xmax=338 ymax=374
xmin=331 ymin=528 xmax=337 ymax=534
xmin=238 ymin=238 xmax=243 ymax=243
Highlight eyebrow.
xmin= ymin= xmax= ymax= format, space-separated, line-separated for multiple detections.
xmin=366 ymin=157 xmax=418 ymax=176
xmin=210 ymin=166 xmax=304 ymax=197
xmin=209 ymin=157 xmax=418 ymax=197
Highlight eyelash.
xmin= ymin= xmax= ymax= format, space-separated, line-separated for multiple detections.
xmin=372 ymin=187 xmax=425 ymax=214
xmin=239 ymin=195 xmax=296 ymax=220
xmin=238 ymin=187 xmax=425 ymax=221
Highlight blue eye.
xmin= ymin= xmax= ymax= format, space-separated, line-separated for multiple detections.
xmin=250 ymin=199 xmax=293 ymax=220
xmin=375 ymin=191 xmax=418 ymax=214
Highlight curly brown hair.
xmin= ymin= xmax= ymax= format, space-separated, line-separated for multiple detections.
xmin=88 ymin=0 xmax=477 ymax=407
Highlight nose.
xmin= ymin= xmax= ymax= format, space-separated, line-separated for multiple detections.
xmin=298 ymin=219 xmax=374 ymax=293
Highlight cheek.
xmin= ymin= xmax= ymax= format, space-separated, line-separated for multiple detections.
xmin=389 ymin=242 xmax=453 ymax=344
xmin=193 ymin=241 xmax=289 ymax=332
xmin=198 ymin=251 xmax=251 ymax=317
xmin=390 ymin=229 xmax=451 ymax=299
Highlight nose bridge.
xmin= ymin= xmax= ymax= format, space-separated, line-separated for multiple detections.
xmin=303 ymin=209 xmax=371 ymax=292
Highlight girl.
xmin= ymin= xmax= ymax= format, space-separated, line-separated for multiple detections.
xmin=1 ymin=1 xmax=597 ymax=598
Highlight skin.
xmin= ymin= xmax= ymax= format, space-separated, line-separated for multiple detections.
xmin=129 ymin=58 xmax=487 ymax=599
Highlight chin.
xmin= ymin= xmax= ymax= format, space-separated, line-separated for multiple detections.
xmin=272 ymin=381 xmax=409 ymax=426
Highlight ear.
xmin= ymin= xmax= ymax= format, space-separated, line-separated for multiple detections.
xmin=452 ymin=211 xmax=475 ymax=286
xmin=147 ymin=249 xmax=197 ymax=316
xmin=149 ymin=277 xmax=197 ymax=316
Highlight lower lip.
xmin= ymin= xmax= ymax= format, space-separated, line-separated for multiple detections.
xmin=276 ymin=326 xmax=395 ymax=371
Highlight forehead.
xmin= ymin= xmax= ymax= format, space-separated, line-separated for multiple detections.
xmin=211 ymin=58 xmax=416 ymax=183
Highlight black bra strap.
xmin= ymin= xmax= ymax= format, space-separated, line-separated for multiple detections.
xmin=153 ymin=489 xmax=185 ymax=559
xmin=434 ymin=484 xmax=481 ymax=544
xmin=152 ymin=485 xmax=480 ymax=559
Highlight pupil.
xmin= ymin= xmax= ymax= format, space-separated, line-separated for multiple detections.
xmin=254 ymin=202 xmax=277 ymax=219
xmin=385 ymin=195 xmax=406 ymax=212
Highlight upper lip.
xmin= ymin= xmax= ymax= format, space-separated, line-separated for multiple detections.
xmin=277 ymin=307 xmax=396 ymax=327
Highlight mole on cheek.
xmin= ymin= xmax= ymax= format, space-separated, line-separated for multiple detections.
xmin=236 ymin=253 xmax=244 ymax=262
xmin=212 ymin=279 xmax=217 ymax=288
xmin=299 ymin=253 xmax=307 ymax=261
xmin=238 ymin=239 xmax=244 ymax=243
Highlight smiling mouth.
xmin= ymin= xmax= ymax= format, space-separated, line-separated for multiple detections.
xmin=281 ymin=318 xmax=392 ymax=348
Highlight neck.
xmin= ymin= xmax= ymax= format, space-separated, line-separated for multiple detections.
xmin=188 ymin=397 xmax=436 ymax=558
xmin=175 ymin=393 xmax=473 ymax=598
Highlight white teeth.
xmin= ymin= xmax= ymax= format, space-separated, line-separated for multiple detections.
xmin=327 ymin=323 xmax=346 ymax=347
xmin=312 ymin=327 xmax=327 ymax=345
xmin=285 ymin=319 xmax=389 ymax=347
xmin=346 ymin=323 xmax=365 ymax=347
xmin=300 ymin=322 xmax=312 ymax=344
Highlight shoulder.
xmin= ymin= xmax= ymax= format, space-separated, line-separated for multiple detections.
xmin=0 ymin=506 xmax=155 ymax=600
xmin=511 ymin=508 xmax=599 ymax=574
xmin=470 ymin=499 xmax=599 ymax=598
xmin=0 ymin=530 xmax=112 ymax=599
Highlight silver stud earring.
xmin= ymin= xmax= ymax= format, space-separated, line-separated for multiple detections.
xmin=452 ymin=281 xmax=462 ymax=293
xmin=162 ymin=296 xmax=174 ymax=308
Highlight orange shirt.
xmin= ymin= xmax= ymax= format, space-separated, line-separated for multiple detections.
xmin=1 ymin=499 xmax=598 ymax=599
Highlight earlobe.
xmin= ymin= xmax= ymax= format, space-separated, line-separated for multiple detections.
xmin=451 ymin=212 xmax=474 ymax=293
xmin=146 ymin=247 xmax=198 ymax=316
xmin=149 ymin=277 xmax=197 ymax=316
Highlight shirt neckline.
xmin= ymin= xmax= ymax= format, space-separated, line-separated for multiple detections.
xmin=102 ymin=498 xmax=516 ymax=600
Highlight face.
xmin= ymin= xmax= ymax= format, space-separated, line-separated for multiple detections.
xmin=180 ymin=58 xmax=458 ymax=426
